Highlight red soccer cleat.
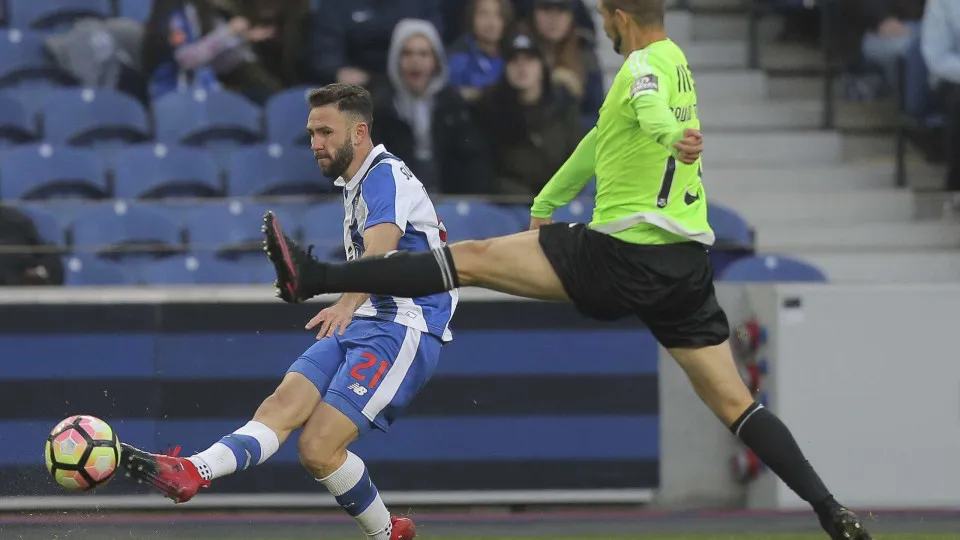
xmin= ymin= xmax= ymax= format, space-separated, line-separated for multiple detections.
xmin=390 ymin=516 xmax=416 ymax=540
xmin=119 ymin=443 xmax=210 ymax=503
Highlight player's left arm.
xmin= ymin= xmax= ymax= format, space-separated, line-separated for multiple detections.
xmin=628 ymin=65 xmax=701 ymax=163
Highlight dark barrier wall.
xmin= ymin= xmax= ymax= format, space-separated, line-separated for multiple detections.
xmin=0 ymin=299 xmax=659 ymax=497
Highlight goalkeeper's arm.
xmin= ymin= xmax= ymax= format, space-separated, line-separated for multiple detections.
xmin=530 ymin=127 xmax=597 ymax=219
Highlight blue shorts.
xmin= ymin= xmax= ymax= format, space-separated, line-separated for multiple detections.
xmin=288 ymin=317 xmax=442 ymax=434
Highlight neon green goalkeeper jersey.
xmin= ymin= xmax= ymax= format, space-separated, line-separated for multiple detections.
xmin=531 ymin=39 xmax=715 ymax=246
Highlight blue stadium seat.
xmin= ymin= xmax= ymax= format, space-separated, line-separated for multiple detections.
xmin=41 ymin=88 xmax=149 ymax=146
xmin=0 ymin=92 xmax=37 ymax=146
xmin=70 ymin=203 xmax=184 ymax=257
xmin=227 ymin=143 xmax=330 ymax=197
xmin=0 ymin=144 xmax=107 ymax=200
xmin=140 ymin=253 xmax=257 ymax=285
xmin=265 ymin=86 xmax=312 ymax=145
xmin=708 ymin=204 xmax=753 ymax=248
xmin=15 ymin=204 xmax=65 ymax=246
xmin=116 ymin=0 xmax=153 ymax=22
xmin=8 ymin=0 xmax=111 ymax=30
xmin=64 ymin=254 xmax=136 ymax=285
xmin=719 ymin=254 xmax=827 ymax=283
xmin=153 ymin=88 xmax=262 ymax=147
xmin=185 ymin=201 xmax=298 ymax=257
xmin=0 ymin=30 xmax=71 ymax=88
xmin=552 ymin=198 xmax=593 ymax=224
xmin=300 ymin=201 xmax=346 ymax=262
xmin=113 ymin=144 xmax=222 ymax=200
xmin=433 ymin=201 xmax=524 ymax=242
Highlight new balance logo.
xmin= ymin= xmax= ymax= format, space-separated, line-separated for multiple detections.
xmin=348 ymin=382 xmax=368 ymax=396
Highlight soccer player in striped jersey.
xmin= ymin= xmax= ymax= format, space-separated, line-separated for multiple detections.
xmin=121 ymin=84 xmax=457 ymax=540
xmin=260 ymin=2 xmax=873 ymax=539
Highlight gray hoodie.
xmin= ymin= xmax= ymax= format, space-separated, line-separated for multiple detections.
xmin=386 ymin=19 xmax=448 ymax=163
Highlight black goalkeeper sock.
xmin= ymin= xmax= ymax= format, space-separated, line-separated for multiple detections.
xmin=731 ymin=402 xmax=836 ymax=512
xmin=305 ymin=247 xmax=460 ymax=298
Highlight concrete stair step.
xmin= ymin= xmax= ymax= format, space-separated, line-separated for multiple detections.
xmin=699 ymin=100 xmax=823 ymax=130
xmin=713 ymin=190 xmax=914 ymax=224
xmin=702 ymin=162 xmax=895 ymax=192
xmin=789 ymin=251 xmax=960 ymax=283
xmin=757 ymin=222 xmax=960 ymax=251
xmin=702 ymin=132 xmax=841 ymax=166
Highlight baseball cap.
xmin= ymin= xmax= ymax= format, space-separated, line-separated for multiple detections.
xmin=503 ymin=33 xmax=540 ymax=60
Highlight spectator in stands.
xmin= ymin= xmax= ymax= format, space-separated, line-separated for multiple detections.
xmin=143 ymin=0 xmax=303 ymax=104
xmin=474 ymin=33 xmax=583 ymax=196
xmin=513 ymin=0 xmax=596 ymax=37
xmin=853 ymin=0 xmax=927 ymax=108
xmin=371 ymin=19 xmax=494 ymax=194
xmin=0 ymin=207 xmax=63 ymax=287
xmin=307 ymin=0 xmax=444 ymax=88
xmin=448 ymin=0 xmax=515 ymax=104
xmin=524 ymin=0 xmax=604 ymax=126
xmin=233 ymin=0 xmax=312 ymax=88
xmin=921 ymin=0 xmax=960 ymax=191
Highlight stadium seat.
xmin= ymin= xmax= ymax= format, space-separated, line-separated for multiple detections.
xmin=70 ymin=203 xmax=184 ymax=257
xmin=0 ymin=92 xmax=37 ymax=146
xmin=8 ymin=0 xmax=111 ymax=30
xmin=718 ymin=254 xmax=828 ymax=283
xmin=0 ymin=29 xmax=72 ymax=88
xmin=113 ymin=144 xmax=222 ymax=200
xmin=153 ymin=88 xmax=263 ymax=147
xmin=227 ymin=143 xmax=331 ymax=197
xmin=0 ymin=144 xmax=107 ymax=200
xmin=116 ymin=0 xmax=153 ymax=22
xmin=15 ymin=204 xmax=65 ymax=246
xmin=41 ymin=88 xmax=150 ymax=146
xmin=300 ymin=201 xmax=347 ymax=261
xmin=140 ymin=253 xmax=258 ymax=285
xmin=265 ymin=86 xmax=312 ymax=145
xmin=708 ymin=203 xmax=753 ymax=248
xmin=552 ymin=198 xmax=593 ymax=224
xmin=185 ymin=200 xmax=298 ymax=257
xmin=64 ymin=253 xmax=136 ymax=285
xmin=433 ymin=201 xmax=524 ymax=242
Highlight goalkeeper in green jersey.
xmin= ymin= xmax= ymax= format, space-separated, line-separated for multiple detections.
xmin=263 ymin=2 xmax=871 ymax=538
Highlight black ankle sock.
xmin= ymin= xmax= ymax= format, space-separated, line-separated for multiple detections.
xmin=307 ymin=247 xmax=460 ymax=298
xmin=731 ymin=402 xmax=835 ymax=511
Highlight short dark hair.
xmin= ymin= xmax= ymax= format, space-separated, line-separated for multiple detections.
xmin=604 ymin=0 xmax=665 ymax=27
xmin=306 ymin=83 xmax=374 ymax=125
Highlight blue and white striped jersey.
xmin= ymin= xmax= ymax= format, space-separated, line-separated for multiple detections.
xmin=333 ymin=144 xmax=457 ymax=342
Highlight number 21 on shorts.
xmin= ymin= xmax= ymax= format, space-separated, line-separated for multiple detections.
xmin=348 ymin=352 xmax=389 ymax=396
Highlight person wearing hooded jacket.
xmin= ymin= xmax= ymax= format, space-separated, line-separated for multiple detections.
xmin=370 ymin=19 xmax=495 ymax=194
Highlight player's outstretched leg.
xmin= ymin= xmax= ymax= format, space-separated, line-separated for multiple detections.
xmin=299 ymin=402 xmax=414 ymax=540
xmin=121 ymin=373 xmax=320 ymax=503
xmin=669 ymin=343 xmax=872 ymax=540
xmin=262 ymin=211 xmax=569 ymax=303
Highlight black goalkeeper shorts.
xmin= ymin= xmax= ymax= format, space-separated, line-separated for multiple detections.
xmin=538 ymin=222 xmax=730 ymax=349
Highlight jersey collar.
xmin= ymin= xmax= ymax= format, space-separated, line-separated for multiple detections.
xmin=334 ymin=144 xmax=387 ymax=190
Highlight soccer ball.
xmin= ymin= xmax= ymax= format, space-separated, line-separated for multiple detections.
xmin=44 ymin=415 xmax=121 ymax=492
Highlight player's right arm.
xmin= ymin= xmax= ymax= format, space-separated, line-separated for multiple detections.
xmin=530 ymin=127 xmax=597 ymax=220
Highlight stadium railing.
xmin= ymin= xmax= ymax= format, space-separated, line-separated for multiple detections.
xmin=746 ymin=0 xmax=840 ymax=130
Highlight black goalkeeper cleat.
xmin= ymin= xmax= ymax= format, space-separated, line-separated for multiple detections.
xmin=261 ymin=210 xmax=324 ymax=303
xmin=819 ymin=505 xmax=872 ymax=540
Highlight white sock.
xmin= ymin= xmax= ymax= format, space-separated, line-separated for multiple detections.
xmin=319 ymin=451 xmax=392 ymax=540
xmin=188 ymin=421 xmax=280 ymax=481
